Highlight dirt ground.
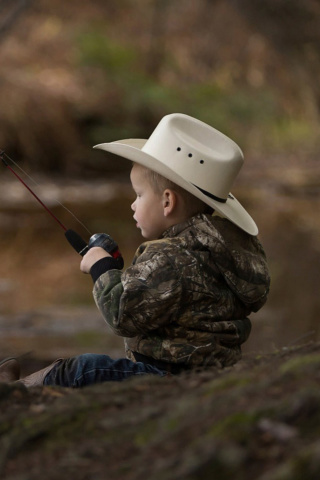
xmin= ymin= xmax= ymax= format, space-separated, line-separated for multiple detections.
xmin=1 ymin=341 xmax=320 ymax=480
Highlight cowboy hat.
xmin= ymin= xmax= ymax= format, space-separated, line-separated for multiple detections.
xmin=94 ymin=113 xmax=258 ymax=235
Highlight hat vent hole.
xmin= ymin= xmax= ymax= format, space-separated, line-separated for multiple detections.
xmin=177 ymin=147 xmax=181 ymax=151
xmin=188 ymin=153 xmax=193 ymax=158
xmin=200 ymin=160 xmax=204 ymax=164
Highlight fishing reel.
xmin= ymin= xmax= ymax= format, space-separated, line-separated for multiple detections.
xmin=65 ymin=230 xmax=124 ymax=269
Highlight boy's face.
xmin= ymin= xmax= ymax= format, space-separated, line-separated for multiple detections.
xmin=130 ymin=164 xmax=167 ymax=240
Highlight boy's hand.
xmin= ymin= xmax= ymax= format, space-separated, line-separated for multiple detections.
xmin=80 ymin=247 xmax=112 ymax=274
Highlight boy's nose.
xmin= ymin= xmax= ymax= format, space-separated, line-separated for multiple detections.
xmin=131 ymin=201 xmax=136 ymax=211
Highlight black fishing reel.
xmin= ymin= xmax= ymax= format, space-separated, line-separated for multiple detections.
xmin=65 ymin=230 xmax=124 ymax=269
xmin=88 ymin=232 xmax=121 ymax=256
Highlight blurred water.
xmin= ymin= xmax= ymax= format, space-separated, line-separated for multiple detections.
xmin=0 ymin=164 xmax=319 ymax=362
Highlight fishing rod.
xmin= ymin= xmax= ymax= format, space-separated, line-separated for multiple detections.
xmin=0 ymin=150 xmax=123 ymax=266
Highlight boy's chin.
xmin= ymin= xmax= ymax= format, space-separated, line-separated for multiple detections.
xmin=141 ymin=231 xmax=156 ymax=241
xmin=140 ymin=230 xmax=148 ymax=240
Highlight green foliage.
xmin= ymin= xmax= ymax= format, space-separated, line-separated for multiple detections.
xmin=178 ymin=84 xmax=279 ymax=146
xmin=2 ymin=0 xmax=320 ymax=172
xmin=269 ymin=118 xmax=320 ymax=153
xmin=75 ymin=27 xmax=319 ymax=155
xmin=76 ymin=30 xmax=137 ymax=75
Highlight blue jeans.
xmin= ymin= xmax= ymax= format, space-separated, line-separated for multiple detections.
xmin=43 ymin=354 xmax=168 ymax=388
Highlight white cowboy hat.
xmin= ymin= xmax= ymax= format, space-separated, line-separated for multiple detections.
xmin=94 ymin=113 xmax=258 ymax=235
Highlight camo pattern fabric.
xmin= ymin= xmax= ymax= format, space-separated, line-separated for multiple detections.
xmin=93 ymin=214 xmax=270 ymax=368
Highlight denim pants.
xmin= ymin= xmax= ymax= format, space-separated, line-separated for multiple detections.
xmin=43 ymin=354 xmax=168 ymax=388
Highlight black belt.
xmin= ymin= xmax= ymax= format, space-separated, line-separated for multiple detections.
xmin=133 ymin=352 xmax=188 ymax=375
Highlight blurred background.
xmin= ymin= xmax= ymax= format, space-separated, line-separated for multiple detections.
xmin=0 ymin=0 xmax=319 ymax=367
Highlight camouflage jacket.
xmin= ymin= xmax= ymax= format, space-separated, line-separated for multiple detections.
xmin=93 ymin=214 xmax=270 ymax=368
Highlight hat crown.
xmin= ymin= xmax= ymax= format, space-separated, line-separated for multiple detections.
xmin=142 ymin=114 xmax=243 ymax=200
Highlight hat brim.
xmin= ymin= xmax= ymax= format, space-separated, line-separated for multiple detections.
xmin=94 ymin=139 xmax=258 ymax=235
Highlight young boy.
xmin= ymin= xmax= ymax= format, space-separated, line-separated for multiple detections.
xmin=0 ymin=113 xmax=270 ymax=387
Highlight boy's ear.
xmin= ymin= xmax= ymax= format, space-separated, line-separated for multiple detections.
xmin=162 ymin=189 xmax=176 ymax=217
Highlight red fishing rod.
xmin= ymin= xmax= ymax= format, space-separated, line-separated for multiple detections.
xmin=0 ymin=150 xmax=123 ymax=266
xmin=1 ymin=152 xmax=68 ymax=231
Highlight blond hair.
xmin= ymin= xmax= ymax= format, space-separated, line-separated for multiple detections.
xmin=138 ymin=164 xmax=214 ymax=217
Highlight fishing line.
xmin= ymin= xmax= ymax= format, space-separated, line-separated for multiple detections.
xmin=1 ymin=151 xmax=67 ymax=231
xmin=1 ymin=150 xmax=92 ymax=235
xmin=0 ymin=149 xmax=124 ymax=265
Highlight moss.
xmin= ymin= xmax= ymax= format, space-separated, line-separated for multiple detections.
xmin=280 ymin=354 xmax=320 ymax=375
xmin=207 ymin=411 xmax=260 ymax=442
xmin=164 ymin=417 xmax=181 ymax=432
xmin=260 ymin=441 xmax=320 ymax=480
xmin=1 ymin=343 xmax=320 ymax=479
xmin=203 ymin=374 xmax=252 ymax=395
xmin=134 ymin=420 xmax=158 ymax=447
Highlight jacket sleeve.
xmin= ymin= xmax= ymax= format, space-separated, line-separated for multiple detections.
xmin=92 ymin=250 xmax=182 ymax=337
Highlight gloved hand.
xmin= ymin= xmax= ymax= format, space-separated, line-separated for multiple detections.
xmin=65 ymin=229 xmax=124 ymax=269
xmin=87 ymin=233 xmax=123 ymax=268
xmin=82 ymin=233 xmax=124 ymax=276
